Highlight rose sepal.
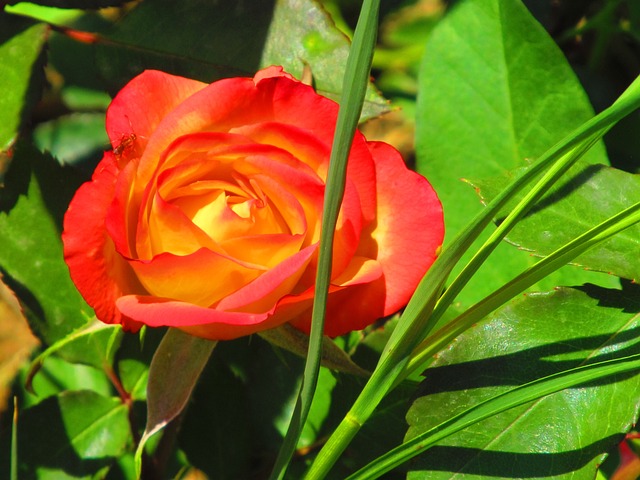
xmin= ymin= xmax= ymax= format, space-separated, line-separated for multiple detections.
xmin=258 ymin=323 xmax=369 ymax=377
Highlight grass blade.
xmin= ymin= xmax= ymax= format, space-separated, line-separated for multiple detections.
xmin=268 ymin=1 xmax=380 ymax=478
xmin=11 ymin=396 xmax=18 ymax=480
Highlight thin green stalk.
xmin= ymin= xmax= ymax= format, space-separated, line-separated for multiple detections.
xmin=268 ymin=1 xmax=380 ymax=478
xmin=348 ymin=352 xmax=640 ymax=479
xmin=11 ymin=397 xmax=17 ymax=480
xmin=404 ymin=200 xmax=640 ymax=382
xmin=305 ymin=75 xmax=640 ymax=479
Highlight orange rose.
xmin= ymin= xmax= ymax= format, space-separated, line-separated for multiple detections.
xmin=62 ymin=67 xmax=444 ymax=340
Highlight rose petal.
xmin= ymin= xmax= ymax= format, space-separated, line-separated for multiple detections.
xmin=288 ymin=143 xmax=444 ymax=337
xmin=134 ymin=72 xmax=341 ymax=189
xmin=241 ymin=154 xmax=365 ymax=281
xmin=62 ymin=153 xmax=145 ymax=329
xmin=216 ymin=243 xmax=317 ymax=313
xmin=115 ymin=295 xmax=285 ymax=340
xmin=146 ymin=188 xmax=222 ymax=257
xmin=357 ymin=141 xmax=444 ymax=316
xmin=332 ymin=256 xmax=383 ymax=286
xmin=106 ymin=70 xmax=207 ymax=157
xmin=137 ymin=134 xmax=320 ymax=259
xmin=220 ymin=234 xmax=306 ymax=270
xmin=284 ymin=256 xmax=384 ymax=336
xmin=252 ymin=65 xmax=295 ymax=83
xmin=289 ymin=280 xmax=388 ymax=337
xmin=105 ymin=158 xmax=139 ymax=258
xmin=231 ymin=122 xmax=330 ymax=174
xmin=233 ymin=122 xmax=377 ymax=224
xmin=129 ymin=247 xmax=265 ymax=306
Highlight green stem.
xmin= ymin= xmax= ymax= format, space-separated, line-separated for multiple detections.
xmin=11 ymin=397 xmax=18 ymax=480
xmin=268 ymin=1 xmax=379 ymax=478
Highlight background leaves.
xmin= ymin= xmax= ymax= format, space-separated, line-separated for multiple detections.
xmin=42 ymin=0 xmax=389 ymax=119
xmin=472 ymin=164 xmax=640 ymax=282
xmin=406 ymin=285 xmax=640 ymax=479
xmin=414 ymin=0 xmax=622 ymax=306
xmin=0 ymin=14 xmax=46 ymax=150
xmin=17 ymin=390 xmax=130 ymax=480
xmin=0 ymin=145 xmax=92 ymax=344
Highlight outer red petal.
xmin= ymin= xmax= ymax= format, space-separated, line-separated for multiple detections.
xmin=115 ymin=296 xmax=285 ymax=341
xmin=289 ymin=281 xmax=387 ymax=337
xmin=133 ymin=71 xmax=372 ymax=191
xmin=62 ymin=152 xmax=145 ymax=329
xmin=106 ymin=70 xmax=207 ymax=155
xmin=356 ymin=142 xmax=443 ymax=315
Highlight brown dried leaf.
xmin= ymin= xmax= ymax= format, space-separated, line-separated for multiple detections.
xmin=0 ymin=276 xmax=39 ymax=412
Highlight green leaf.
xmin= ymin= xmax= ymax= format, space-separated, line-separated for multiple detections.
xmin=18 ymin=390 xmax=130 ymax=480
xmin=21 ymin=355 xmax=113 ymax=409
xmin=4 ymin=3 xmax=83 ymax=26
xmin=5 ymin=0 xmax=129 ymax=9
xmin=114 ymin=328 xmax=166 ymax=403
xmin=414 ymin=0 xmax=618 ymax=306
xmin=134 ymin=328 xmax=215 ymax=478
xmin=0 ymin=13 xmax=47 ymax=151
xmin=93 ymin=0 xmax=387 ymax=119
xmin=405 ymin=285 xmax=640 ymax=479
xmin=0 ymin=144 xmax=93 ymax=344
xmin=260 ymin=0 xmax=387 ymax=119
xmin=472 ymin=164 xmax=640 ymax=282
xmin=33 ymin=113 xmax=108 ymax=169
xmin=26 ymin=320 xmax=123 ymax=394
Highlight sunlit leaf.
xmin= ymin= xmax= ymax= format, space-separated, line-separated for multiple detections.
xmin=21 ymin=355 xmax=112 ymax=409
xmin=33 ymin=113 xmax=108 ymax=170
xmin=18 ymin=390 xmax=130 ymax=479
xmin=260 ymin=0 xmax=387 ymax=119
xmin=5 ymin=0 xmax=129 ymax=9
xmin=26 ymin=320 xmax=122 ymax=394
xmin=414 ymin=0 xmax=618 ymax=306
xmin=0 ymin=13 xmax=47 ymax=152
xmin=406 ymin=285 xmax=640 ymax=479
xmin=471 ymin=164 xmax=640 ymax=282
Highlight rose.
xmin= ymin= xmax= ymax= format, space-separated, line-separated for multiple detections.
xmin=62 ymin=66 xmax=444 ymax=340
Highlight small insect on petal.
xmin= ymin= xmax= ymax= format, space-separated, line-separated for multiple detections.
xmin=114 ymin=133 xmax=137 ymax=157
